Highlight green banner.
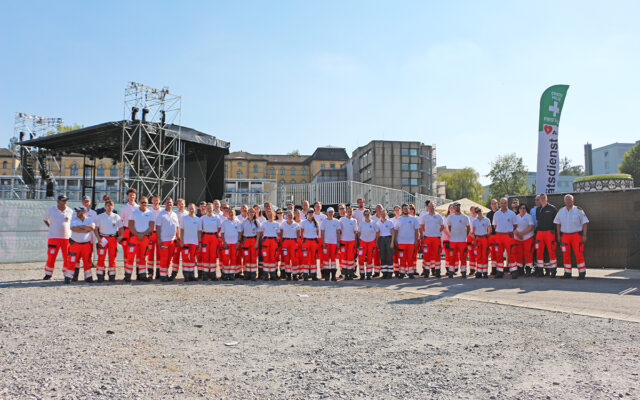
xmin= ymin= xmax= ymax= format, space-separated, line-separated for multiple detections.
xmin=536 ymin=85 xmax=569 ymax=194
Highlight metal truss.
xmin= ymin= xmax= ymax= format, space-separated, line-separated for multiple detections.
xmin=121 ymin=82 xmax=182 ymax=202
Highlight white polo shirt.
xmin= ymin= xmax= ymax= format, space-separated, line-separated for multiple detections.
xmin=281 ymin=221 xmax=300 ymax=239
xmin=156 ymin=210 xmax=179 ymax=242
xmin=180 ymin=215 xmax=202 ymax=245
xmin=492 ymin=209 xmax=517 ymax=233
xmin=300 ymin=219 xmax=319 ymax=239
xmin=553 ymin=206 xmax=589 ymax=234
xmin=339 ymin=217 xmax=358 ymax=241
xmin=472 ymin=217 xmax=491 ymax=236
xmin=514 ymin=213 xmax=535 ymax=241
xmin=352 ymin=208 xmax=366 ymax=225
xmin=150 ymin=206 xmax=163 ymax=231
xmin=420 ymin=213 xmax=444 ymax=238
xmin=376 ymin=219 xmax=395 ymax=237
xmin=176 ymin=209 xmax=188 ymax=224
xmin=394 ymin=216 xmax=419 ymax=245
xmin=131 ymin=209 xmax=154 ymax=233
xmin=44 ymin=205 xmax=73 ymax=239
xmin=320 ymin=218 xmax=341 ymax=244
xmin=240 ymin=219 xmax=259 ymax=237
xmin=220 ymin=218 xmax=241 ymax=244
xmin=120 ymin=202 xmax=139 ymax=227
xmin=260 ymin=221 xmax=281 ymax=238
xmin=95 ymin=212 xmax=123 ymax=236
xmin=70 ymin=216 xmax=95 ymax=243
xmin=201 ymin=214 xmax=222 ymax=234
xmin=358 ymin=220 xmax=378 ymax=242
xmin=446 ymin=214 xmax=470 ymax=243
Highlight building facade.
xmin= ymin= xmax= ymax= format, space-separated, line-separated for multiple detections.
xmin=584 ymin=142 xmax=637 ymax=175
xmin=350 ymin=141 xmax=437 ymax=196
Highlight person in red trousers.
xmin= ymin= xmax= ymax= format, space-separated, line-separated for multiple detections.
xmin=220 ymin=208 xmax=242 ymax=281
xmin=42 ymin=194 xmax=73 ymax=280
xmin=446 ymin=202 xmax=470 ymax=278
xmin=514 ymin=204 xmax=536 ymax=276
xmin=240 ymin=207 xmax=260 ymax=281
xmin=180 ymin=203 xmax=202 ymax=282
xmin=94 ymin=199 xmax=123 ymax=282
xmin=66 ymin=205 xmax=96 ymax=284
xmin=126 ymin=196 xmax=155 ymax=282
xmin=155 ymin=197 xmax=180 ymax=282
xmin=554 ymin=194 xmax=590 ymax=280
xmin=320 ymin=208 xmax=340 ymax=282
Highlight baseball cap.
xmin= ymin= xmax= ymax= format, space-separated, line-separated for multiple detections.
xmin=74 ymin=205 xmax=88 ymax=212
xmin=453 ymin=202 xmax=461 ymax=207
xmin=327 ymin=207 xmax=335 ymax=212
xmin=82 ymin=195 xmax=91 ymax=201
xmin=57 ymin=195 xmax=69 ymax=201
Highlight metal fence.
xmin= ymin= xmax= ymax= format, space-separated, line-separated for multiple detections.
xmin=227 ymin=180 xmax=449 ymax=209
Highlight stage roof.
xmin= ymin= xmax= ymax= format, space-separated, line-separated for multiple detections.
xmin=19 ymin=120 xmax=230 ymax=159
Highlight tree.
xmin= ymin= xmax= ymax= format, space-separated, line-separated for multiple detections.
xmin=438 ymin=168 xmax=484 ymax=202
xmin=559 ymin=156 xmax=584 ymax=176
xmin=619 ymin=141 xmax=640 ymax=187
xmin=287 ymin=150 xmax=300 ymax=156
xmin=487 ymin=153 xmax=528 ymax=199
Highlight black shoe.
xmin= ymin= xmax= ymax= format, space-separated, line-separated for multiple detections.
xmin=511 ymin=270 xmax=519 ymax=279
xmin=398 ymin=273 xmax=405 ymax=279
xmin=64 ymin=276 xmax=71 ymax=284
xmin=461 ymin=272 xmax=467 ymax=279
xmin=263 ymin=272 xmax=270 ymax=281
xmin=96 ymin=274 xmax=104 ymax=283
xmin=578 ymin=272 xmax=586 ymax=280
xmin=269 ymin=272 xmax=277 ymax=281
xmin=518 ymin=266 xmax=524 ymax=276
xmin=292 ymin=274 xmax=299 ymax=281
xmin=43 ymin=274 xmax=52 ymax=280
xmin=210 ymin=271 xmax=218 ymax=281
xmin=72 ymin=268 xmax=80 ymax=282
xmin=495 ymin=272 xmax=504 ymax=279
xmin=359 ymin=274 xmax=365 ymax=280
xmin=154 ymin=269 xmax=161 ymax=280
xmin=525 ymin=267 xmax=532 ymax=277
xmin=490 ymin=267 xmax=497 ymax=276
xmin=108 ymin=275 xmax=116 ymax=282
xmin=228 ymin=273 xmax=236 ymax=281
xmin=303 ymin=273 xmax=309 ymax=282
xmin=434 ymin=269 xmax=441 ymax=278
xmin=84 ymin=277 xmax=93 ymax=284
xmin=147 ymin=268 xmax=154 ymax=277
xmin=483 ymin=272 xmax=488 ymax=279
xmin=561 ymin=272 xmax=572 ymax=279
xmin=159 ymin=276 xmax=167 ymax=282
xmin=544 ymin=268 xmax=551 ymax=277
xmin=550 ymin=268 xmax=557 ymax=278
xmin=475 ymin=272 xmax=482 ymax=278
xmin=408 ymin=273 xmax=415 ymax=279
xmin=469 ymin=269 xmax=476 ymax=275
xmin=201 ymin=272 xmax=209 ymax=281
xmin=137 ymin=273 xmax=151 ymax=282
xmin=311 ymin=274 xmax=318 ymax=281
xmin=124 ymin=273 xmax=132 ymax=282
xmin=331 ymin=271 xmax=337 ymax=282
xmin=423 ymin=269 xmax=430 ymax=278
xmin=447 ymin=271 xmax=454 ymax=279
xmin=373 ymin=272 xmax=380 ymax=278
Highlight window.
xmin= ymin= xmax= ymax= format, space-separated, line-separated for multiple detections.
xmin=253 ymin=165 xmax=258 ymax=173
xmin=124 ymin=166 xmax=130 ymax=178
xmin=280 ymin=179 xmax=285 ymax=188
xmin=280 ymin=167 xmax=285 ymax=175
xmin=300 ymin=180 xmax=306 ymax=185
xmin=402 ymin=178 xmax=419 ymax=186
xmin=70 ymin=164 xmax=78 ymax=176
xmin=359 ymin=149 xmax=371 ymax=161
xmin=291 ymin=167 xmax=296 ymax=175
xmin=604 ymin=161 xmax=609 ymax=169
xmin=269 ymin=167 xmax=275 ymax=175
xmin=321 ymin=163 xmax=326 ymax=169
xmin=402 ymin=163 xmax=418 ymax=171
xmin=604 ymin=151 xmax=608 ymax=157
xmin=401 ymin=148 xmax=418 ymax=156
xmin=238 ymin=161 xmax=243 ymax=166
xmin=330 ymin=163 xmax=335 ymax=169
xmin=97 ymin=165 xmax=105 ymax=177
xmin=340 ymin=163 xmax=344 ymax=168
xmin=2 ymin=161 xmax=7 ymax=169
xmin=301 ymin=167 xmax=306 ymax=175
xmin=290 ymin=179 xmax=296 ymax=188
xmin=110 ymin=165 xmax=117 ymax=177
xmin=84 ymin=166 xmax=92 ymax=177
xmin=237 ymin=171 xmax=243 ymax=179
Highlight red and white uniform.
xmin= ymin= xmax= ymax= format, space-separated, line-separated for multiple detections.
xmin=339 ymin=217 xmax=358 ymax=271
xmin=471 ymin=217 xmax=491 ymax=273
xmin=357 ymin=220 xmax=378 ymax=274
xmin=155 ymin=210 xmax=179 ymax=277
xmin=280 ymin=221 xmax=300 ymax=274
xmin=180 ymin=215 xmax=202 ymax=274
xmin=376 ymin=218 xmax=395 ymax=274
xmin=68 ymin=216 xmax=95 ymax=279
xmin=220 ymin=218 xmax=241 ymax=275
xmin=147 ymin=206 xmax=163 ymax=270
xmin=514 ymin=213 xmax=535 ymax=269
xmin=554 ymin=206 xmax=589 ymax=274
xmin=420 ymin=212 xmax=444 ymax=271
xmin=352 ymin=208 xmax=365 ymax=226
xmin=95 ymin=211 xmax=123 ymax=276
xmin=240 ymin=218 xmax=259 ymax=273
xmin=320 ymin=218 xmax=340 ymax=271
xmin=126 ymin=209 xmax=154 ymax=275
xmin=170 ymin=209 xmax=188 ymax=271
xmin=200 ymin=214 xmax=222 ymax=275
xmin=492 ymin=209 xmax=518 ymax=273
xmin=119 ymin=202 xmax=139 ymax=252
xmin=43 ymin=205 xmax=73 ymax=277
xmin=394 ymin=216 xmax=419 ymax=275
xmin=300 ymin=219 xmax=320 ymax=275
xmin=260 ymin=221 xmax=281 ymax=273
xmin=446 ymin=214 xmax=469 ymax=273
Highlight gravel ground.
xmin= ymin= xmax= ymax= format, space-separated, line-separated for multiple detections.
xmin=1 ymin=264 xmax=639 ymax=399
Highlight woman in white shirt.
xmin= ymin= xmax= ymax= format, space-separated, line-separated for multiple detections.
xmin=259 ymin=210 xmax=281 ymax=281
xmin=339 ymin=206 xmax=359 ymax=280
xmin=320 ymin=207 xmax=341 ymax=281
xmin=280 ymin=210 xmax=301 ymax=281
xmin=357 ymin=209 xmax=379 ymax=280
xmin=240 ymin=207 xmax=260 ymax=281
xmin=200 ymin=203 xmax=222 ymax=281
xmin=514 ymin=204 xmax=536 ymax=277
xmin=220 ymin=209 xmax=242 ymax=281
xmin=300 ymin=209 xmax=321 ymax=281
xmin=180 ymin=203 xmax=202 ymax=282
xmin=471 ymin=207 xmax=491 ymax=279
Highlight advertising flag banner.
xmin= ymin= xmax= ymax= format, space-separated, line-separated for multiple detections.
xmin=536 ymin=85 xmax=569 ymax=194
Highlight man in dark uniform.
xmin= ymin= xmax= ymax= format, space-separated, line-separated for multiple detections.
xmin=485 ymin=198 xmax=499 ymax=275
xmin=535 ymin=193 xmax=558 ymax=277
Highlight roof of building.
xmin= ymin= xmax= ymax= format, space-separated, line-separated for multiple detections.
xmin=0 ymin=148 xmax=15 ymax=157
xmin=592 ymin=142 xmax=637 ymax=151
xmin=227 ymin=146 xmax=348 ymax=164
xmin=309 ymin=146 xmax=349 ymax=161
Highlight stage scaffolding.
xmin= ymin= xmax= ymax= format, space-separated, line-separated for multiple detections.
xmin=121 ymin=82 xmax=183 ymax=202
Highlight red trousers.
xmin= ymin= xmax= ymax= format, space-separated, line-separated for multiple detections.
xmin=281 ymin=238 xmax=299 ymax=273
xmin=68 ymin=241 xmax=93 ymax=279
xmin=219 ymin=244 xmax=238 ymax=275
xmin=242 ymin=237 xmax=258 ymax=273
xmin=126 ymin=235 xmax=150 ymax=274
xmin=96 ymin=236 xmax=118 ymax=276
xmin=200 ymin=233 xmax=220 ymax=273
xmin=300 ymin=238 xmax=320 ymax=275
xmin=493 ymin=232 xmax=517 ymax=272
xmin=357 ymin=240 xmax=376 ymax=274
xmin=488 ymin=234 xmax=498 ymax=269
xmin=340 ymin=240 xmax=356 ymax=271
xmin=158 ymin=240 xmax=176 ymax=276
xmin=535 ymin=230 xmax=557 ymax=269
xmin=120 ymin=227 xmax=132 ymax=256
xmin=514 ymin=237 xmax=534 ymax=267
xmin=467 ymin=234 xmax=477 ymax=270
xmin=261 ymin=237 xmax=279 ymax=272
xmin=147 ymin=232 xmax=160 ymax=270
xmin=171 ymin=239 xmax=182 ymax=273
xmin=422 ymin=237 xmax=442 ymax=270
xmin=373 ymin=246 xmax=381 ymax=273
xmin=321 ymin=243 xmax=338 ymax=271
xmin=396 ymin=243 xmax=416 ymax=274
xmin=44 ymin=238 xmax=70 ymax=276
xmin=442 ymin=240 xmax=451 ymax=270
xmin=447 ymin=241 xmax=467 ymax=272
xmin=182 ymin=244 xmax=198 ymax=273
xmin=560 ymin=232 xmax=586 ymax=273
xmin=473 ymin=236 xmax=489 ymax=272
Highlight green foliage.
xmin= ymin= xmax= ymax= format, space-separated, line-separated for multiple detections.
xmin=574 ymin=174 xmax=632 ymax=182
xmin=619 ymin=142 xmax=640 ymax=187
xmin=438 ymin=168 xmax=484 ymax=202
xmin=287 ymin=150 xmax=300 ymax=156
xmin=487 ymin=153 xmax=528 ymax=198
xmin=559 ymin=156 xmax=584 ymax=176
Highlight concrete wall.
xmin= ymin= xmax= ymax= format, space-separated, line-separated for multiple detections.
xmin=510 ymin=189 xmax=640 ymax=269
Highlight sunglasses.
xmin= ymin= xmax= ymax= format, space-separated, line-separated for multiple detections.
xmin=277 ymin=211 xmax=283 ymax=214
xmin=140 ymin=201 xmax=148 ymax=204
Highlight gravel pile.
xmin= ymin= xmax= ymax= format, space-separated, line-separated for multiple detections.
xmin=1 ymin=264 xmax=638 ymax=399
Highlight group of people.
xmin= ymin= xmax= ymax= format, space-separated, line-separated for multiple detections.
xmin=42 ymin=189 xmax=590 ymax=284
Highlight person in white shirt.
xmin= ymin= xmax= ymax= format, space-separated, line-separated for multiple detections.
xmin=513 ymin=203 xmax=536 ymax=277
xmin=94 ymin=198 xmax=123 ymax=282
xmin=155 ymin=197 xmax=180 ymax=282
xmin=352 ymin=197 xmax=366 ymax=226
xmin=67 ymin=206 xmax=96 ymax=284
xmin=42 ymin=194 xmax=73 ymax=280
xmin=238 ymin=204 xmax=248 ymax=223
xmin=466 ymin=206 xmax=478 ymax=276
xmin=119 ymin=188 xmax=139 ymax=255
xmin=299 ymin=209 xmax=321 ymax=281
xmin=180 ymin=203 xmax=202 ymax=282
xmin=471 ymin=207 xmax=492 ymax=279
xmin=320 ymin=207 xmax=341 ymax=281
xmin=126 ymin=196 xmax=155 ymax=282
xmin=312 ymin=201 xmax=327 ymax=226
xmin=357 ymin=209 xmax=379 ymax=280
xmin=338 ymin=205 xmax=358 ymax=280
xmin=146 ymin=195 xmax=163 ymax=279
xmin=419 ymin=200 xmax=444 ymax=278
xmin=375 ymin=206 xmax=396 ymax=279
xmin=171 ymin=198 xmax=189 ymax=275
xmin=446 ymin=203 xmax=470 ymax=278
xmin=213 ymin=199 xmax=223 ymax=217
xmin=393 ymin=204 xmax=420 ymax=279
xmin=492 ymin=198 xmax=518 ymax=278
xmin=81 ymin=195 xmax=98 ymax=220
xmin=390 ymin=205 xmax=402 ymax=277
xmin=199 ymin=202 xmax=222 ymax=281
xmin=300 ymin=200 xmax=311 ymax=220
xmin=258 ymin=209 xmax=281 ymax=281
xmin=370 ymin=204 xmax=385 ymax=276
xmin=220 ymin=208 xmax=242 ymax=281
xmin=553 ymin=194 xmax=590 ymax=279
xmin=240 ymin=207 xmax=260 ymax=281
xmin=280 ymin=210 xmax=301 ymax=281
xmin=407 ymin=204 xmax=421 ymax=276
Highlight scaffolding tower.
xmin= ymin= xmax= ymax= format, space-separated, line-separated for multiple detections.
xmin=11 ymin=112 xmax=63 ymax=199
xmin=121 ymin=82 xmax=182 ymax=202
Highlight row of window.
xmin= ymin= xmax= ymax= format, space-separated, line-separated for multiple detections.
xmin=401 ymin=163 xmax=418 ymax=171
xmin=402 ymin=178 xmax=419 ymax=186
xmin=68 ymin=164 xmax=119 ymax=177
xmin=237 ymin=163 xmax=343 ymax=178
xmin=401 ymin=148 xmax=419 ymax=156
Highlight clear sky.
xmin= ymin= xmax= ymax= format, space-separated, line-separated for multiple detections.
xmin=1 ymin=1 xmax=638 ymax=184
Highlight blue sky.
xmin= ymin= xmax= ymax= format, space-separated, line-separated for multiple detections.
xmin=1 ymin=1 xmax=638 ymax=184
